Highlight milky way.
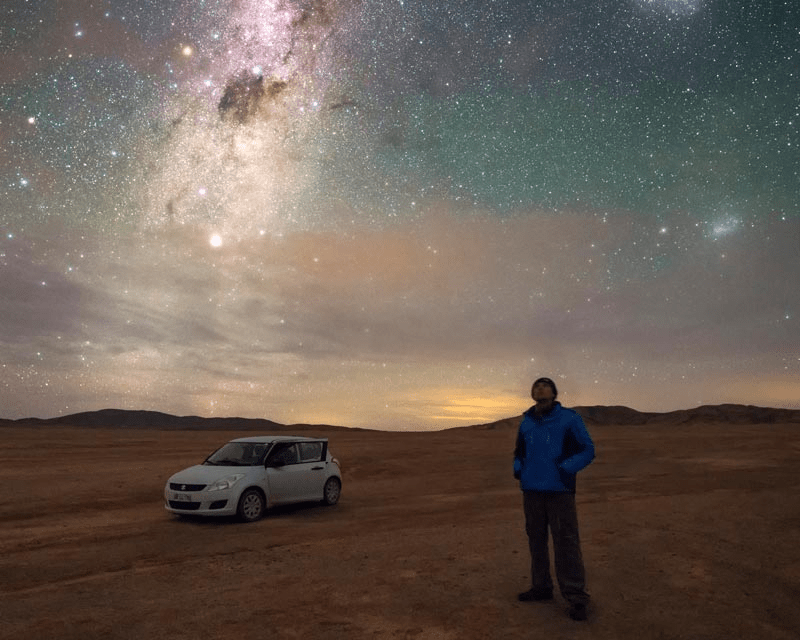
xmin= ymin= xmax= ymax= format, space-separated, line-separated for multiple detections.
xmin=1 ymin=0 xmax=798 ymax=428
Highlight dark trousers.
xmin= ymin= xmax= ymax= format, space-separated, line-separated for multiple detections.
xmin=522 ymin=491 xmax=589 ymax=605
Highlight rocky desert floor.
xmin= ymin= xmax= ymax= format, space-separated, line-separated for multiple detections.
xmin=1 ymin=421 xmax=799 ymax=639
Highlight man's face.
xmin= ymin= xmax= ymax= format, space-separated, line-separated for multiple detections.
xmin=531 ymin=381 xmax=555 ymax=402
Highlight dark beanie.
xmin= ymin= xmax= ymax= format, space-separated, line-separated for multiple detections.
xmin=533 ymin=377 xmax=558 ymax=397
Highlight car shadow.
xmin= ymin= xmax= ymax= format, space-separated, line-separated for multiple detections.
xmin=169 ymin=499 xmax=333 ymax=525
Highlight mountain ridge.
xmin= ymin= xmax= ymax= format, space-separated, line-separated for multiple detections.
xmin=470 ymin=403 xmax=800 ymax=429
xmin=1 ymin=404 xmax=799 ymax=431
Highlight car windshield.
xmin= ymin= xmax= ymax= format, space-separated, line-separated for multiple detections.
xmin=204 ymin=442 xmax=268 ymax=466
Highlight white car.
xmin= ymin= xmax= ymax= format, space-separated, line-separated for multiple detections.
xmin=165 ymin=436 xmax=342 ymax=522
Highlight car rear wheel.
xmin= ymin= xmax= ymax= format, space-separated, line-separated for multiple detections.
xmin=237 ymin=488 xmax=265 ymax=522
xmin=322 ymin=477 xmax=341 ymax=506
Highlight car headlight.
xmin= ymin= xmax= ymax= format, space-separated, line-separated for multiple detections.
xmin=206 ymin=474 xmax=245 ymax=492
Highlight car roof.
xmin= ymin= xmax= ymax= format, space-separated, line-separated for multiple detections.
xmin=229 ymin=435 xmax=327 ymax=444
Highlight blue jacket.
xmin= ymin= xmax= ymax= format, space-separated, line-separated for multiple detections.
xmin=513 ymin=402 xmax=595 ymax=492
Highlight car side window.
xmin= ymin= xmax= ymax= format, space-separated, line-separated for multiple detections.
xmin=248 ymin=444 xmax=267 ymax=464
xmin=269 ymin=443 xmax=299 ymax=466
xmin=241 ymin=444 xmax=266 ymax=465
xmin=298 ymin=442 xmax=323 ymax=462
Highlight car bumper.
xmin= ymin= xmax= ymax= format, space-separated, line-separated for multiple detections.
xmin=164 ymin=488 xmax=238 ymax=517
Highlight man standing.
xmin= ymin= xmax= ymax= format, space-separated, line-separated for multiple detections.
xmin=513 ymin=377 xmax=595 ymax=621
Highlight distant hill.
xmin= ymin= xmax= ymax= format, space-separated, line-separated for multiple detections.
xmin=579 ymin=404 xmax=800 ymax=426
xmin=1 ymin=404 xmax=798 ymax=431
xmin=0 ymin=408 xmax=351 ymax=431
xmin=468 ymin=404 xmax=800 ymax=430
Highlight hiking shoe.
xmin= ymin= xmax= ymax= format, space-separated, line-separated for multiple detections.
xmin=568 ymin=603 xmax=588 ymax=621
xmin=518 ymin=589 xmax=553 ymax=602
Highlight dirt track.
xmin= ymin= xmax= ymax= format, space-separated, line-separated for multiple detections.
xmin=1 ymin=422 xmax=799 ymax=639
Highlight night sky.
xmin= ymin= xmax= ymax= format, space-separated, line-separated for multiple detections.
xmin=1 ymin=0 xmax=798 ymax=429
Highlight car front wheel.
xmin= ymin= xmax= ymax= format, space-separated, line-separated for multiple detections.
xmin=237 ymin=488 xmax=265 ymax=522
xmin=322 ymin=477 xmax=341 ymax=506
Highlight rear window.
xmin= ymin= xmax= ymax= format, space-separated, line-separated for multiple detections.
xmin=298 ymin=441 xmax=324 ymax=462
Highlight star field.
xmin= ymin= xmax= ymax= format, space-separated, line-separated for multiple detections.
xmin=1 ymin=0 xmax=798 ymax=428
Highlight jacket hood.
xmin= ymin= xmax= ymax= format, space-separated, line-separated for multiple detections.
xmin=524 ymin=401 xmax=562 ymax=418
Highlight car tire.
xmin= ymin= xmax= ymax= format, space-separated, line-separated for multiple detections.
xmin=322 ymin=477 xmax=341 ymax=506
xmin=237 ymin=488 xmax=265 ymax=522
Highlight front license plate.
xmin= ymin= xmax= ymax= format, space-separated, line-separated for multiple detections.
xmin=173 ymin=493 xmax=192 ymax=501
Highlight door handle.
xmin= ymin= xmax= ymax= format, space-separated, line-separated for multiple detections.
xmin=311 ymin=466 xmax=324 ymax=470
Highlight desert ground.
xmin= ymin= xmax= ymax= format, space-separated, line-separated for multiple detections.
xmin=1 ymin=420 xmax=799 ymax=640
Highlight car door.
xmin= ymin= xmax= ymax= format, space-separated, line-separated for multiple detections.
xmin=265 ymin=443 xmax=325 ymax=504
xmin=265 ymin=443 xmax=301 ymax=504
xmin=296 ymin=441 xmax=327 ymax=499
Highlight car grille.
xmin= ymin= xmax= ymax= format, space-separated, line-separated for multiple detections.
xmin=168 ymin=500 xmax=201 ymax=510
xmin=169 ymin=483 xmax=206 ymax=491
